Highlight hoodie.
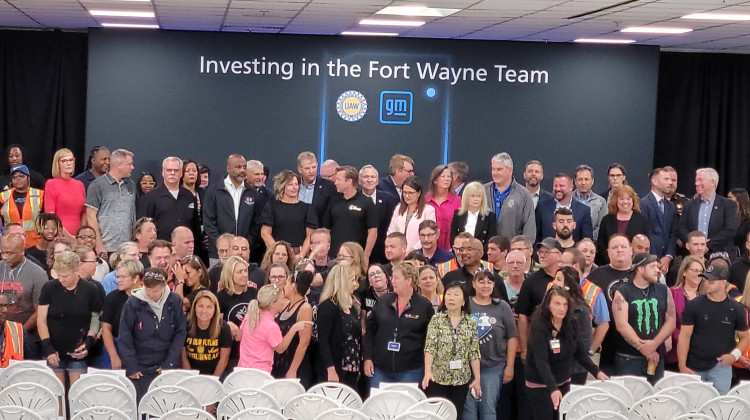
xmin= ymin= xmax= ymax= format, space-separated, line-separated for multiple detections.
xmin=132 ymin=286 xmax=170 ymax=322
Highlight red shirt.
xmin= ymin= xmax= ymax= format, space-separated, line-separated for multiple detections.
xmin=426 ymin=193 xmax=461 ymax=250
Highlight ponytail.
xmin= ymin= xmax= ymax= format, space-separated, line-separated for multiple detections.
xmin=244 ymin=284 xmax=281 ymax=332
xmin=244 ymin=300 xmax=261 ymax=332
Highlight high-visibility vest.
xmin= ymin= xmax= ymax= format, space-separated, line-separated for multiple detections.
xmin=581 ymin=280 xmax=602 ymax=310
xmin=0 ymin=188 xmax=43 ymax=248
xmin=437 ymin=259 xmax=493 ymax=277
xmin=1 ymin=321 xmax=23 ymax=368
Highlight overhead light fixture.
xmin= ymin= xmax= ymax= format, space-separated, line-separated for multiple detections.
xmin=101 ymin=22 xmax=159 ymax=28
xmin=90 ymin=10 xmax=155 ymax=18
xmin=341 ymin=31 xmax=399 ymax=37
xmin=621 ymin=27 xmax=693 ymax=34
xmin=360 ymin=19 xmax=425 ymax=27
xmin=682 ymin=13 xmax=750 ymax=21
xmin=574 ymin=38 xmax=636 ymax=44
xmin=376 ymin=6 xmax=460 ymax=17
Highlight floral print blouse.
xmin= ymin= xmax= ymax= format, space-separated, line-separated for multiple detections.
xmin=424 ymin=312 xmax=480 ymax=386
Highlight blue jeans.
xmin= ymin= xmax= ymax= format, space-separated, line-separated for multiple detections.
xmin=370 ymin=367 xmax=423 ymax=389
xmin=696 ymin=363 xmax=732 ymax=395
xmin=463 ymin=363 xmax=504 ymax=420
xmin=614 ymin=352 xmax=664 ymax=385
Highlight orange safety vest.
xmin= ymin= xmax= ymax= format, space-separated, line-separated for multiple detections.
xmin=437 ymin=259 xmax=493 ymax=277
xmin=581 ymin=280 xmax=602 ymax=310
xmin=0 ymin=188 xmax=43 ymax=248
xmin=1 ymin=321 xmax=23 ymax=368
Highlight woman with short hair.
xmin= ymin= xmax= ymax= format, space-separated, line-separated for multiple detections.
xmin=450 ymin=181 xmax=497 ymax=248
xmin=101 ymin=259 xmax=143 ymax=370
xmin=596 ymin=185 xmax=650 ymax=265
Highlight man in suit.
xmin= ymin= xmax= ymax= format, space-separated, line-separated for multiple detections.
xmin=640 ymin=168 xmax=678 ymax=273
xmin=296 ymin=151 xmax=336 ymax=225
xmin=483 ymin=153 xmax=536 ymax=243
xmin=535 ymin=173 xmax=593 ymax=244
xmin=246 ymin=159 xmax=271 ymax=264
xmin=573 ymin=164 xmax=608 ymax=241
xmin=523 ymin=160 xmax=553 ymax=208
xmin=377 ymin=154 xmax=414 ymax=199
xmin=448 ymin=161 xmax=469 ymax=196
xmin=359 ymin=164 xmax=398 ymax=264
xmin=679 ymin=168 xmax=739 ymax=255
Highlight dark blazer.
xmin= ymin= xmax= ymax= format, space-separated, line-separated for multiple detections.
xmin=640 ymin=192 xmax=677 ymax=259
xmin=369 ymin=189 xmax=399 ymax=264
xmin=202 ymin=180 xmax=262 ymax=258
xmin=449 ymin=210 xmax=497 ymax=247
xmin=679 ymin=195 xmax=739 ymax=255
xmin=537 ymin=188 xmax=554 ymax=204
xmin=595 ymin=211 xmax=650 ymax=265
xmin=308 ymin=176 xmax=336 ymax=226
xmin=377 ymin=176 xmax=399 ymax=199
xmin=535 ymin=198 xmax=593 ymax=243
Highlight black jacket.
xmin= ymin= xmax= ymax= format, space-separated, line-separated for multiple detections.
xmin=369 ymin=189 xmax=399 ymax=264
xmin=679 ymin=195 xmax=739 ymax=255
xmin=202 ymin=179 xmax=262 ymax=258
xmin=363 ymin=292 xmax=434 ymax=372
xmin=137 ymin=185 xmax=201 ymax=242
xmin=449 ymin=210 xmax=497 ymax=247
xmin=316 ymin=299 xmax=360 ymax=374
xmin=307 ymin=176 xmax=337 ymax=227
xmin=596 ymin=212 xmax=650 ymax=265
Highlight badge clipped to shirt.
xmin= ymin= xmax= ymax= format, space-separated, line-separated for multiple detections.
xmin=449 ymin=360 xmax=463 ymax=370
xmin=387 ymin=341 xmax=401 ymax=352
xmin=550 ymin=339 xmax=561 ymax=354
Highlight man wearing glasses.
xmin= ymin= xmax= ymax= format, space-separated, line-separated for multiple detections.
xmin=377 ymin=154 xmax=414 ymax=200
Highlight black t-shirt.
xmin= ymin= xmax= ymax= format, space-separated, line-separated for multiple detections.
xmin=209 ymin=263 xmax=267 ymax=294
xmin=25 ymin=247 xmax=48 ymax=273
xmin=39 ymin=279 xmax=103 ymax=357
xmin=587 ymin=265 xmax=634 ymax=363
xmin=259 ymin=200 xmax=318 ymax=247
xmin=185 ymin=321 xmax=233 ymax=374
xmin=101 ymin=290 xmax=129 ymax=338
xmin=323 ymin=191 xmax=378 ymax=256
xmin=217 ymin=289 xmax=257 ymax=326
xmin=615 ymin=281 xmax=668 ymax=356
xmin=12 ymin=189 xmax=25 ymax=216
xmin=682 ymin=295 xmax=748 ymax=371
xmin=515 ymin=269 xmax=554 ymax=317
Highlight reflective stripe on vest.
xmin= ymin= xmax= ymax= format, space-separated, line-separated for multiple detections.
xmin=0 ymin=188 xmax=42 ymax=232
xmin=2 ymin=321 xmax=23 ymax=367
xmin=581 ymin=281 xmax=600 ymax=310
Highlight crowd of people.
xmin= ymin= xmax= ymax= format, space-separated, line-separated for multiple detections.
xmin=2 ymin=143 xmax=750 ymax=419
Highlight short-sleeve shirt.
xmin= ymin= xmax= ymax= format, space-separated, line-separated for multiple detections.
xmin=682 ymin=295 xmax=748 ymax=371
xmin=85 ymin=174 xmax=136 ymax=252
xmin=101 ymin=290 xmax=130 ymax=338
xmin=238 ymin=311 xmax=283 ymax=373
xmin=424 ymin=312 xmax=480 ymax=386
xmin=324 ymin=191 xmax=378 ymax=256
xmin=515 ymin=269 xmax=554 ymax=317
xmin=185 ymin=321 xmax=233 ymax=374
xmin=39 ymin=279 xmax=102 ymax=357
xmin=469 ymin=298 xmax=518 ymax=368
xmin=0 ymin=259 xmax=48 ymax=325
xmin=259 ymin=200 xmax=318 ymax=247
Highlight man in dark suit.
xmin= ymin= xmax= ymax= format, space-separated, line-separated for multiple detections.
xmin=524 ymin=160 xmax=553 ymax=208
xmin=377 ymin=154 xmax=414 ymax=200
xmin=296 ymin=151 xmax=336 ymax=225
xmin=448 ymin=161 xmax=469 ymax=196
xmin=679 ymin=167 xmax=739 ymax=255
xmin=640 ymin=168 xmax=678 ymax=272
xmin=536 ymin=173 xmax=593 ymax=244
xmin=359 ymin=165 xmax=399 ymax=264
xmin=247 ymin=159 xmax=271 ymax=264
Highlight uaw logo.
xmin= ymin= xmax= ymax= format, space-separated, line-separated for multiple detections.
xmin=336 ymin=90 xmax=367 ymax=122
xmin=380 ymin=91 xmax=413 ymax=124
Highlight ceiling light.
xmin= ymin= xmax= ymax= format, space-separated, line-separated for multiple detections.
xmin=101 ymin=23 xmax=159 ymax=28
xmin=90 ymin=10 xmax=156 ymax=18
xmin=621 ymin=27 xmax=692 ymax=34
xmin=360 ymin=19 xmax=424 ymax=27
xmin=376 ymin=6 xmax=460 ymax=17
xmin=341 ymin=31 xmax=399 ymax=37
xmin=574 ymin=38 xmax=636 ymax=44
xmin=682 ymin=13 xmax=750 ymax=21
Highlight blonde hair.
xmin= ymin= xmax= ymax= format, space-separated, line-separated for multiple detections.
xmin=393 ymin=260 xmax=420 ymax=290
xmin=244 ymin=284 xmax=281 ymax=332
xmin=458 ymin=181 xmax=489 ymax=216
xmin=273 ymin=170 xmax=301 ymax=200
xmin=51 ymin=148 xmax=74 ymax=178
xmin=117 ymin=259 xmax=144 ymax=279
xmin=53 ymin=250 xmax=80 ymax=272
xmin=220 ymin=256 xmax=249 ymax=295
xmin=320 ymin=265 xmax=357 ymax=312
xmin=674 ymin=256 xmax=705 ymax=289
xmin=418 ymin=265 xmax=444 ymax=296
xmin=608 ymin=185 xmax=641 ymax=214
xmin=338 ymin=242 xmax=367 ymax=279
xmin=188 ymin=290 xmax=223 ymax=338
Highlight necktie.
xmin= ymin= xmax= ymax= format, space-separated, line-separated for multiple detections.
xmin=659 ymin=198 xmax=665 ymax=214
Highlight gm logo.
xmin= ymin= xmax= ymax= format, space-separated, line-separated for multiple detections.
xmin=380 ymin=91 xmax=413 ymax=124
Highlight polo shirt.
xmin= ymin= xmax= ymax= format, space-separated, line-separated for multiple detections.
xmin=84 ymin=174 xmax=136 ymax=252
xmin=416 ymin=247 xmax=455 ymax=266
xmin=323 ymin=191 xmax=378 ymax=256
xmin=137 ymin=185 xmax=199 ymax=241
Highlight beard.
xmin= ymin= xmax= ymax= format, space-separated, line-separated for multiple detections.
xmin=556 ymin=228 xmax=572 ymax=240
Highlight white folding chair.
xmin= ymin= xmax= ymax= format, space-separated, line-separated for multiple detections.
xmin=69 ymin=383 xmax=136 ymax=420
xmin=361 ymin=390 xmax=418 ymax=420
xmin=307 ymin=382 xmax=363 ymax=409
xmin=409 ymin=398 xmax=457 ymax=420
xmin=222 ymin=369 xmax=274 ymax=393
xmin=698 ymin=396 xmax=750 ymax=420
xmin=70 ymin=373 xmax=137 ymax=401
xmin=227 ymin=407 xmax=286 ymax=420
xmin=578 ymin=412 xmax=629 ymax=420
xmin=216 ymin=389 xmax=280 ymax=420
xmin=658 ymin=381 xmax=719 ymax=412
xmin=283 ymin=394 xmax=340 ymax=420
xmin=314 ymin=407 xmax=371 ymax=420
xmin=0 ymin=405 xmax=44 ymax=420
xmin=566 ymin=393 xmax=627 ymax=420
xmin=147 ymin=371 xmax=200 ymax=392
xmin=175 ymin=376 xmax=225 ymax=409
xmin=0 ymin=361 xmax=50 ymax=387
xmin=672 ymin=415 xmax=714 ymax=420
xmin=584 ymin=381 xmax=633 ymax=406
xmin=70 ymin=406 xmax=131 ymax=420
xmin=393 ymin=411 xmax=443 ymax=420
xmin=5 ymin=367 xmax=65 ymax=417
xmin=0 ymin=382 xmax=59 ymax=420
xmin=138 ymin=385 xmax=200 ymax=420
xmin=727 ymin=380 xmax=750 ymax=400
xmin=380 ymin=383 xmax=427 ymax=401
xmin=86 ymin=367 xmax=127 ymax=377
xmin=259 ymin=379 xmax=305 ymax=407
xmin=653 ymin=372 xmax=701 ymax=392
xmin=159 ymin=407 xmax=214 ymax=420
xmin=629 ymin=394 xmax=687 ymax=420
xmin=560 ymin=386 xmax=612 ymax=420
xmin=610 ymin=376 xmax=653 ymax=401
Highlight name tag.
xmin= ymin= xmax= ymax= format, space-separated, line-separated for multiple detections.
xmin=404 ymin=314 xmax=419 ymax=319
xmin=388 ymin=341 xmax=401 ymax=352
xmin=449 ymin=360 xmax=462 ymax=370
xmin=348 ymin=205 xmax=362 ymax=212
xmin=550 ymin=339 xmax=561 ymax=354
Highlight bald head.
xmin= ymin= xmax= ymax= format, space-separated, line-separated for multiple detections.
xmin=171 ymin=226 xmax=195 ymax=259
xmin=1 ymin=234 xmax=26 ymax=267
xmin=631 ymin=234 xmax=651 ymax=255
xmin=460 ymin=238 xmax=484 ymax=267
xmin=506 ymin=250 xmax=526 ymax=278
xmin=227 ymin=154 xmax=247 ymax=185
xmin=230 ymin=236 xmax=250 ymax=262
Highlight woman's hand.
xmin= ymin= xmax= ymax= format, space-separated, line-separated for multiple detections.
xmin=364 ymin=360 xmax=375 ymax=377
xmin=421 ymin=373 xmax=434 ymax=390
xmin=551 ymin=390 xmax=563 ymax=410
xmin=469 ymin=378 xmax=482 ymax=399
xmin=595 ymin=371 xmax=609 ymax=381
xmin=46 ymin=352 xmax=60 ymax=367
xmin=228 ymin=322 xmax=240 ymax=341
xmin=110 ymin=355 xmax=122 ymax=370
xmin=503 ymin=364 xmax=514 ymax=384
xmin=327 ymin=367 xmax=339 ymax=382
xmin=129 ymin=372 xmax=143 ymax=380
xmin=71 ymin=343 xmax=88 ymax=360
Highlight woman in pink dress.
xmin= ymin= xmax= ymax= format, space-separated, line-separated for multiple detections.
xmin=425 ymin=165 xmax=461 ymax=250
xmin=43 ymin=148 xmax=86 ymax=238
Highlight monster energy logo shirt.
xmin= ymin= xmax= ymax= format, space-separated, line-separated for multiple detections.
xmin=616 ymin=281 xmax=668 ymax=356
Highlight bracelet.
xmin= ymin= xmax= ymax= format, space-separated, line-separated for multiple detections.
xmin=41 ymin=338 xmax=56 ymax=357
xmin=731 ymin=349 xmax=742 ymax=361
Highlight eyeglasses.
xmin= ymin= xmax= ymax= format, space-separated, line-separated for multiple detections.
xmin=368 ymin=270 xmax=384 ymax=277
xmin=402 ymin=190 xmax=418 ymax=196
xmin=419 ymin=232 xmax=437 ymax=238
xmin=609 ymin=173 xmax=625 ymax=178
xmin=77 ymin=235 xmax=96 ymax=240
xmin=337 ymin=254 xmax=353 ymax=260
xmin=59 ymin=158 xmax=75 ymax=164
xmin=537 ymin=249 xmax=561 ymax=255
xmin=269 ymin=275 xmax=287 ymax=281
xmin=80 ymin=260 xmax=98 ymax=263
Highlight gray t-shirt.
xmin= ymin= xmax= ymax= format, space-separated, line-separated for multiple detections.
xmin=469 ymin=298 xmax=518 ymax=368
xmin=0 ymin=259 xmax=48 ymax=325
xmin=85 ymin=174 xmax=136 ymax=252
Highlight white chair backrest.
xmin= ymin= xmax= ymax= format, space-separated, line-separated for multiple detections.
xmin=629 ymin=394 xmax=687 ymax=420
xmin=727 ymin=380 xmax=750 ymax=400
xmin=560 ymin=386 xmax=611 ymax=420
xmin=698 ymin=396 xmax=750 ymax=420
xmin=147 ymin=370 xmax=200 ymax=392
xmin=259 ymin=379 xmax=305 ymax=408
xmin=69 ymin=383 xmax=136 ymax=420
xmin=70 ymin=406 xmax=131 ymax=420
xmin=175 ymin=375 xmax=225 ymax=408
xmin=0 ymin=382 xmax=59 ymax=420
xmin=0 ymin=405 xmax=44 ymax=420
xmin=361 ymin=390 xmax=418 ymax=420
xmin=159 ymin=407 xmax=215 ymax=420
xmin=584 ymin=381 xmax=633 ymax=406
xmin=222 ymin=368 xmax=274 ymax=393
xmin=672 ymin=414 xmax=715 ymax=420
xmin=283 ymin=394 xmax=340 ymax=420
xmin=610 ymin=376 xmax=654 ymax=401
xmin=0 ymin=361 xmax=50 ymax=386
xmin=86 ymin=367 xmax=127 ymax=377
xmin=70 ymin=373 xmax=137 ymax=401
xmin=4 ymin=367 xmax=65 ymax=417
xmin=307 ymin=382 xmax=363 ymax=409
xmin=578 ymin=412 xmax=629 ymax=420
xmin=676 ymin=381 xmax=720 ymax=412
xmin=313 ymin=407 xmax=371 ymax=420
xmin=217 ymin=389 xmax=280 ymax=420
xmin=227 ymin=407 xmax=286 ymax=420
xmin=138 ymin=385 xmax=200 ymax=420
xmin=566 ymin=393 xmax=628 ymax=420
xmin=393 ymin=411 xmax=444 ymax=420
xmin=653 ymin=372 xmax=701 ymax=392
xmin=380 ymin=383 xmax=426 ymax=402
xmin=409 ymin=398 xmax=457 ymax=420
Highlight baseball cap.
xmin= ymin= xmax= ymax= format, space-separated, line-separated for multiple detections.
xmin=10 ymin=165 xmax=29 ymax=176
xmin=535 ymin=238 xmax=563 ymax=252
xmin=632 ymin=253 xmax=657 ymax=269
xmin=699 ymin=264 xmax=729 ymax=281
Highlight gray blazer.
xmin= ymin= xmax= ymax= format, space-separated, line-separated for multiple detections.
xmin=483 ymin=179 xmax=536 ymax=242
